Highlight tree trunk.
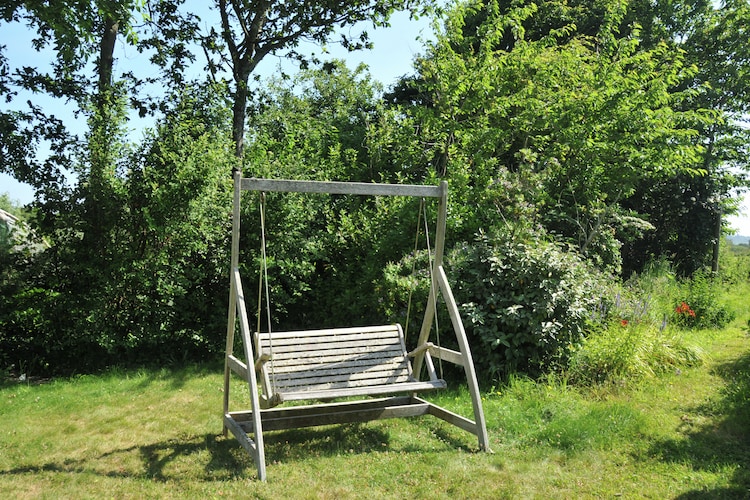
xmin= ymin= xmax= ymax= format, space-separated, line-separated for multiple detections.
xmin=84 ymin=14 xmax=120 ymax=250
xmin=711 ymin=206 xmax=721 ymax=274
xmin=98 ymin=18 xmax=119 ymax=95
xmin=231 ymin=70 xmax=250 ymax=159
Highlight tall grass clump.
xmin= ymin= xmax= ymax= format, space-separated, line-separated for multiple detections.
xmin=672 ymin=268 xmax=735 ymax=329
xmin=568 ymin=261 xmax=706 ymax=385
xmin=567 ymin=321 xmax=705 ymax=385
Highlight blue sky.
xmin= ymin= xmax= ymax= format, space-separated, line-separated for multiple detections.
xmin=1 ymin=8 xmax=433 ymax=205
xmin=1 ymin=6 xmax=749 ymax=235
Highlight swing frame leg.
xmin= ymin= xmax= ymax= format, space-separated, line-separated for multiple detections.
xmin=224 ymin=407 xmax=266 ymax=480
xmin=223 ymin=176 xmax=492 ymax=480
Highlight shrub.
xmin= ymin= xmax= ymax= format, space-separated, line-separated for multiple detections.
xmin=0 ymin=283 xmax=108 ymax=375
xmin=673 ymin=269 xmax=735 ymax=329
xmin=446 ymin=230 xmax=609 ymax=382
xmin=0 ymin=86 xmax=235 ymax=376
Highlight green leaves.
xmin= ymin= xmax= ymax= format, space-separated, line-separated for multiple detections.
xmin=442 ymin=231 xmax=609 ymax=381
xmin=0 ymin=81 xmax=235 ymax=375
xmin=401 ymin=0 xmax=720 ymax=272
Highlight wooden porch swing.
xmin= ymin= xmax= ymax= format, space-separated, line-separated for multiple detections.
xmin=222 ymin=173 xmax=490 ymax=480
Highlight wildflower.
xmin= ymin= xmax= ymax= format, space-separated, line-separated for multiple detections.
xmin=675 ymin=301 xmax=696 ymax=318
xmin=620 ymin=319 xmax=628 ymax=327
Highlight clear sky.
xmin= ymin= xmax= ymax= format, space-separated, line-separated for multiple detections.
xmin=0 ymin=8 xmax=432 ymax=206
xmin=1 ymin=6 xmax=749 ymax=236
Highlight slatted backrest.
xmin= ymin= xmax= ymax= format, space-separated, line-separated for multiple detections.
xmin=256 ymin=324 xmax=415 ymax=395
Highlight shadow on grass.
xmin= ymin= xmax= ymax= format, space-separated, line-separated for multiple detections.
xmin=0 ymin=362 xmax=223 ymax=391
xmin=263 ymin=423 xmax=392 ymax=462
xmin=649 ymin=350 xmax=750 ymax=499
xmin=124 ymin=361 xmax=222 ymax=391
xmin=0 ymin=424 xmax=413 ymax=482
xmin=0 ymin=434 xmax=251 ymax=481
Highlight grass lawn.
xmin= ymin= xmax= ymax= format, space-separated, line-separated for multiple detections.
xmin=2 ymin=316 xmax=748 ymax=498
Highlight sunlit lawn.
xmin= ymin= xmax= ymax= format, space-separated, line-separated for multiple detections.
xmin=2 ymin=320 xmax=748 ymax=498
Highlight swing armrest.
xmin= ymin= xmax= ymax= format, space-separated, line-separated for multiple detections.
xmin=254 ymin=352 xmax=271 ymax=372
xmin=408 ymin=342 xmax=435 ymax=358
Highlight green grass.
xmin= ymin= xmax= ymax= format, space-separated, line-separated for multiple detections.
xmin=2 ymin=288 xmax=749 ymax=498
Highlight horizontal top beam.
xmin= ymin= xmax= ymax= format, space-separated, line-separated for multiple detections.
xmin=241 ymin=178 xmax=446 ymax=198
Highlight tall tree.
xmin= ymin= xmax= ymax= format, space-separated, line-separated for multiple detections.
xmin=0 ymin=1 xmax=143 ymax=226
xmin=82 ymin=1 xmax=143 ymax=253
xmin=389 ymin=0 xmax=710 ymax=271
xmin=619 ymin=0 xmax=750 ymax=274
xmin=210 ymin=0 xmax=432 ymax=159
xmin=390 ymin=0 xmax=749 ymax=274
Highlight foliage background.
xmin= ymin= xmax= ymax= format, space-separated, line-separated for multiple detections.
xmin=1 ymin=0 xmax=749 ymax=382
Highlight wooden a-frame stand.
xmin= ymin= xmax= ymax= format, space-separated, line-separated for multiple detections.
xmin=223 ymin=174 xmax=490 ymax=480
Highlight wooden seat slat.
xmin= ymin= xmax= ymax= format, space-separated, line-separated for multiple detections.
xmin=258 ymin=332 xmax=402 ymax=347
xmin=258 ymin=339 xmax=402 ymax=354
xmin=268 ymin=352 xmax=404 ymax=364
xmin=274 ymin=374 xmax=416 ymax=393
xmin=271 ymin=364 xmax=411 ymax=386
xmin=261 ymin=351 xmax=404 ymax=368
xmin=269 ymin=366 xmax=405 ymax=379
xmin=264 ymin=355 xmax=408 ymax=374
xmin=257 ymin=324 xmax=402 ymax=340
xmin=258 ymin=332 xmax=400 ymax=345
xmin=276 ymin=380 xmax=447 ymax=403
xmin=256 ymin=324 xmax=443 ymax=403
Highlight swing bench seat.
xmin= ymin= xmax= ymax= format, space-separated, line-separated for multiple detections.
xmin=223 ymin=176 xmax=490 ymax=480
xmin=254 ymin=324 xmax=446 ymax=408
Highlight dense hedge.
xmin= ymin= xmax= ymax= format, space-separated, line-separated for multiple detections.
xmin=382 ymin=229 xmax=610 ymax=383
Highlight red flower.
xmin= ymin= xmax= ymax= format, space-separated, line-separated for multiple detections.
xmin=675 ymin=301 xmax=696 ymax=318
xmin=620 ymin=319 xmax=629 ymax=326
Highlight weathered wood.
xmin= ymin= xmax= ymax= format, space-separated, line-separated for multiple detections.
xmin=407 ymin=342 xmax=434 ymax=358
xmin=223 ymin=413 xmax=266 ymax=481
xmin=258 ymin=324 xmax=405 ymax=338
xmin=230 ymin=396 xmax=434 ymax=431
xmin=255 ymin=323 xmax=445 ymax=403
xmin=413 ymin=182 xmax=448 ymax=377
xmin=253 ymin=353 xmax=271 ymax=372
xmin=260 ymin=337 xmax=404 ymax=353
xmin=241 ymin=178 xmax=443 ymax=198
xmin=429 ymin=345 xmax=464 ymax=366
xmin=232 ymin=267 xmax=267 ymax=480
xmin=271 ymin=363 xmax=410 ymax=383
xmin=261 ymin=350 xmax=406 ymax=369
xmin=267 ymin=369 xmax=408 ymax=388
xmin=261 ymin=344 xmax=406 ymax=362
xmin=227 ymin=354 xmax=248 ymax=380
xmin=224 ymin=175 xmax=489 ymax=480
xmin=423 ymin=397 xmax=481 ymax=435
xmin=436 ymin=265 xmax=491 ymax=451
xmin=222 ymin=171 xmax=244 ymax=433
xmin=423 ymin=348 xmax=439 ymax=384
xmin=224 ymin=414 xmax=257 ymax=455
xmin=273 ymin=380 xmax=446 ymax=403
